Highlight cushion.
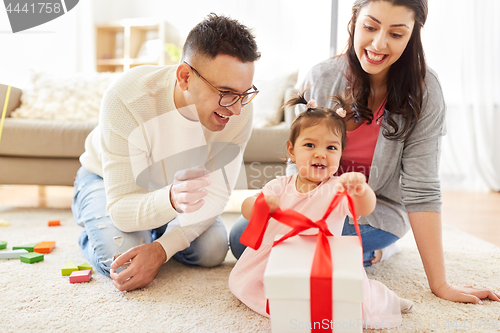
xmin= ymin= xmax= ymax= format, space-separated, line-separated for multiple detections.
xmin=252 ymin=71 xmax=298 ymax=128
xmin=10 ymin=70 xmax=120 ymax=121
xmin=0 ymin=156 xmax=83 ymax=186
xmin=0 ymin=84 xmax=22 ymax=118
xmin=243 ymin=124 xmax=290 ymax=163
xmin=0 ymin=118 xmax=97 ymax=158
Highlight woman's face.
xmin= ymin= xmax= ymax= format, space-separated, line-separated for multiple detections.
xmin=354 ymin=1 xmax=415 ymax=81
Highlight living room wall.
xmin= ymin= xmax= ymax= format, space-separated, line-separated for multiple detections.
xmin=91 ymin=0 xmax=332 ymax=83
xmin=0 ymin=0 xmax=333 ymax=88
xmin=0 ymin=0 xmax=94 ymax=88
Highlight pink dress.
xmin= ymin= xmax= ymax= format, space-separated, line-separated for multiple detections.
xmin=229 ymin=174 xmax=402 ymax=326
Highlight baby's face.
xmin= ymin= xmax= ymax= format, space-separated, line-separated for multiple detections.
xmin=288 ymin=124 xmax=342 ymax=188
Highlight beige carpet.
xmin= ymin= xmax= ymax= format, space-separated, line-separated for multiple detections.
xmin=0 ymin=208 xmax=499 ymax=333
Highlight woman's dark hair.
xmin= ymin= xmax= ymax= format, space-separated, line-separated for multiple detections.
xmin=182 ymin=13 xmax=260 ymax=62
xmin=285 ymin=92 xmax=347 ymax=151
xmin=345 ymin=0 xmax=428 ymax=141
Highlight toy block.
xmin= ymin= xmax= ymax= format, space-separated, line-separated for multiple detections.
xmin=62 ymin=260 xmax=79 ymax=276
xmin=78 ymin=262 xmax=93 ymax=273
xmin=34 ymin=241 xmax=56 ymax=254
xmin=69 ymin=269 xmax=92 ymax=283
xmin=48 ymin=220 xmax=61 ymax=227
xmin=0 ymin=240 xmax=7 ymax=250
xmin=20 ymin=252 xmax=44 ymax=264
xmin=0 ymin=219 xmax=10 ymax=226
xmin=0 ymin=249 xmax=29 ymax=259
xmin=13 ymin=243 xmax=39 ymax=252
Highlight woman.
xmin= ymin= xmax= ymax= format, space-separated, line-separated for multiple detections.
xmin=230 ymin=0 xmax=500 ymax=304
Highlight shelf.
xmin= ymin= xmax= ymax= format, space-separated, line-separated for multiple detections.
xmin=95 ymin=18 xmax=180 ymax=73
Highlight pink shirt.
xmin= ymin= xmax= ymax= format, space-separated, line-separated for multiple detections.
xmin=337 ymin=100 xmax=385 ymax=181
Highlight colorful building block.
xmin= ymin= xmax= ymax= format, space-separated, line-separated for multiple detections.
xmin=48 ymin=220 xmax=61 ymax=227
xmin=77 ymin=262 xmax=93 ymax=273
xmin=34 ymin=241 xmax=56 ymax=254
xmin=62 ymin=260 xmax=79 ymax=276
xmin=0 ymin=240 xmax=7 ymax=250
xmin=69 ymin=270 xmax=92 ymax=283
xmin=0 ymin=249 xmax=29 ymax=259
xmin=13 ymin=243 xmax=39 ymax=252
xmin=20 ymin=252 xmax=44 ymax=264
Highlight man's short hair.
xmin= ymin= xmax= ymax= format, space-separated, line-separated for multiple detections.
xmin=182 ymin=13 xmax=260 ymax=63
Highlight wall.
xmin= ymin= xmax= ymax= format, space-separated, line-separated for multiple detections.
xmin=91 ymin=0 xmax=332 ymax=82
xmin=0 ymin=0 xmax=93 ymax=88
xmin=1 ymin=0 xmax=332 ymax=88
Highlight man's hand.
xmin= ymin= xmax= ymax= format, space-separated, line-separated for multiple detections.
xmin=110 ymin=242 xmax=167 ymax=292
xmin=170 ymin=165 xmax=211 ymax=213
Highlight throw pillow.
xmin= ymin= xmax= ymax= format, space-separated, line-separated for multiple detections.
xmin=10 ymin=70 xmax=120 ymax=121
xmin=252 ymin=71 xmax=298 ymax=128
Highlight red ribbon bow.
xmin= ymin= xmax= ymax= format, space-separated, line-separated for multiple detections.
xmin=240 ymin=190 xmax=363 ymax=332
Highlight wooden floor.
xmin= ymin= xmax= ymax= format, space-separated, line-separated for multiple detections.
xmin=0 ymin=185 xmax=499 ymax=247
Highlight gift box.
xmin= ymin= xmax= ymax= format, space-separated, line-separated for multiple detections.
xmin=264 ymin=235 xmax=363 ymax=333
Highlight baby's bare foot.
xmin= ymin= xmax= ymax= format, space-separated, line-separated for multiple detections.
xmin=371 ymin=250 xmax=382 ymax=264
xmin=371 ymin=242 xmax=402 ymax=264
xmin=400 ymin=297 xmax=414 ymax=314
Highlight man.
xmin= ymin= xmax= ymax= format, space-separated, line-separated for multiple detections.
xmin=72 ymin=14 xmax=260 ymax=291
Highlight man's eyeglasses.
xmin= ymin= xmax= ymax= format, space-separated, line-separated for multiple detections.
xmin=183 ymin=61 xmax=259 ymax=107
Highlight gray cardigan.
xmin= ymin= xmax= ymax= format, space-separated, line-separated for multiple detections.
xmin=297 ymin=56 xmax=447 ymax=238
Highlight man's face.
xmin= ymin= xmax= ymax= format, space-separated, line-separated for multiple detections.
xmin=185 ymin=54 xmax=255 ymax=132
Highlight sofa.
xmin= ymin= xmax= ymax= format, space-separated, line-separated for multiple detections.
xmin=0 ymin=71 xmax=296 ymax=190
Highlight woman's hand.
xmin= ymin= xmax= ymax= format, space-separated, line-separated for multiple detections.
xmin=264 ymin=194 xmax=280 ymax=213
xmin=434 ymin=282 xmax=500 ymax=304
xmin=409 ymin=212 xmax=500 ymax=305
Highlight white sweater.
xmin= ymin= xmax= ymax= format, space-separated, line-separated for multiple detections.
xmin=80 ymin=65 xmax=252 ymax=260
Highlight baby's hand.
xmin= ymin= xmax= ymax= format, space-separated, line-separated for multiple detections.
xmin=335 ymin=172 xmax=367 ymax=196
xmin=264 ymin=194 xmax=280 ymax=213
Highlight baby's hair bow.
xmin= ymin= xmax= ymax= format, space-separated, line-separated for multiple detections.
xmin=336 ymin=107 xmax=346 ymax=118
xmin=306 ymin=99 xmax=317 ymax=109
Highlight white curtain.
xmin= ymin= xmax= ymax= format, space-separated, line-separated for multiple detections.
xmin=424 ymin=0 xmax=500 ymax=191
xmin=75 ymin=0 xmax=95 ymax=72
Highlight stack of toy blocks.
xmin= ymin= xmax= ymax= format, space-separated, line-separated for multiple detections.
xmin=0 ymin=241 xmax=30 ymax=259
xmin=2 ymin=241 xmax=55 ymax=263
xmin=62 ymin=260 xmax=93 ymax=283
xmin=69 ymin=270 xmax=92 ymax=283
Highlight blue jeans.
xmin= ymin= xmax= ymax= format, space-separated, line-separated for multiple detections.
xmin=72 ymin=166 xmax=229 ymax=277
xmin=229 ymin=216 xmax=398 ymax=267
